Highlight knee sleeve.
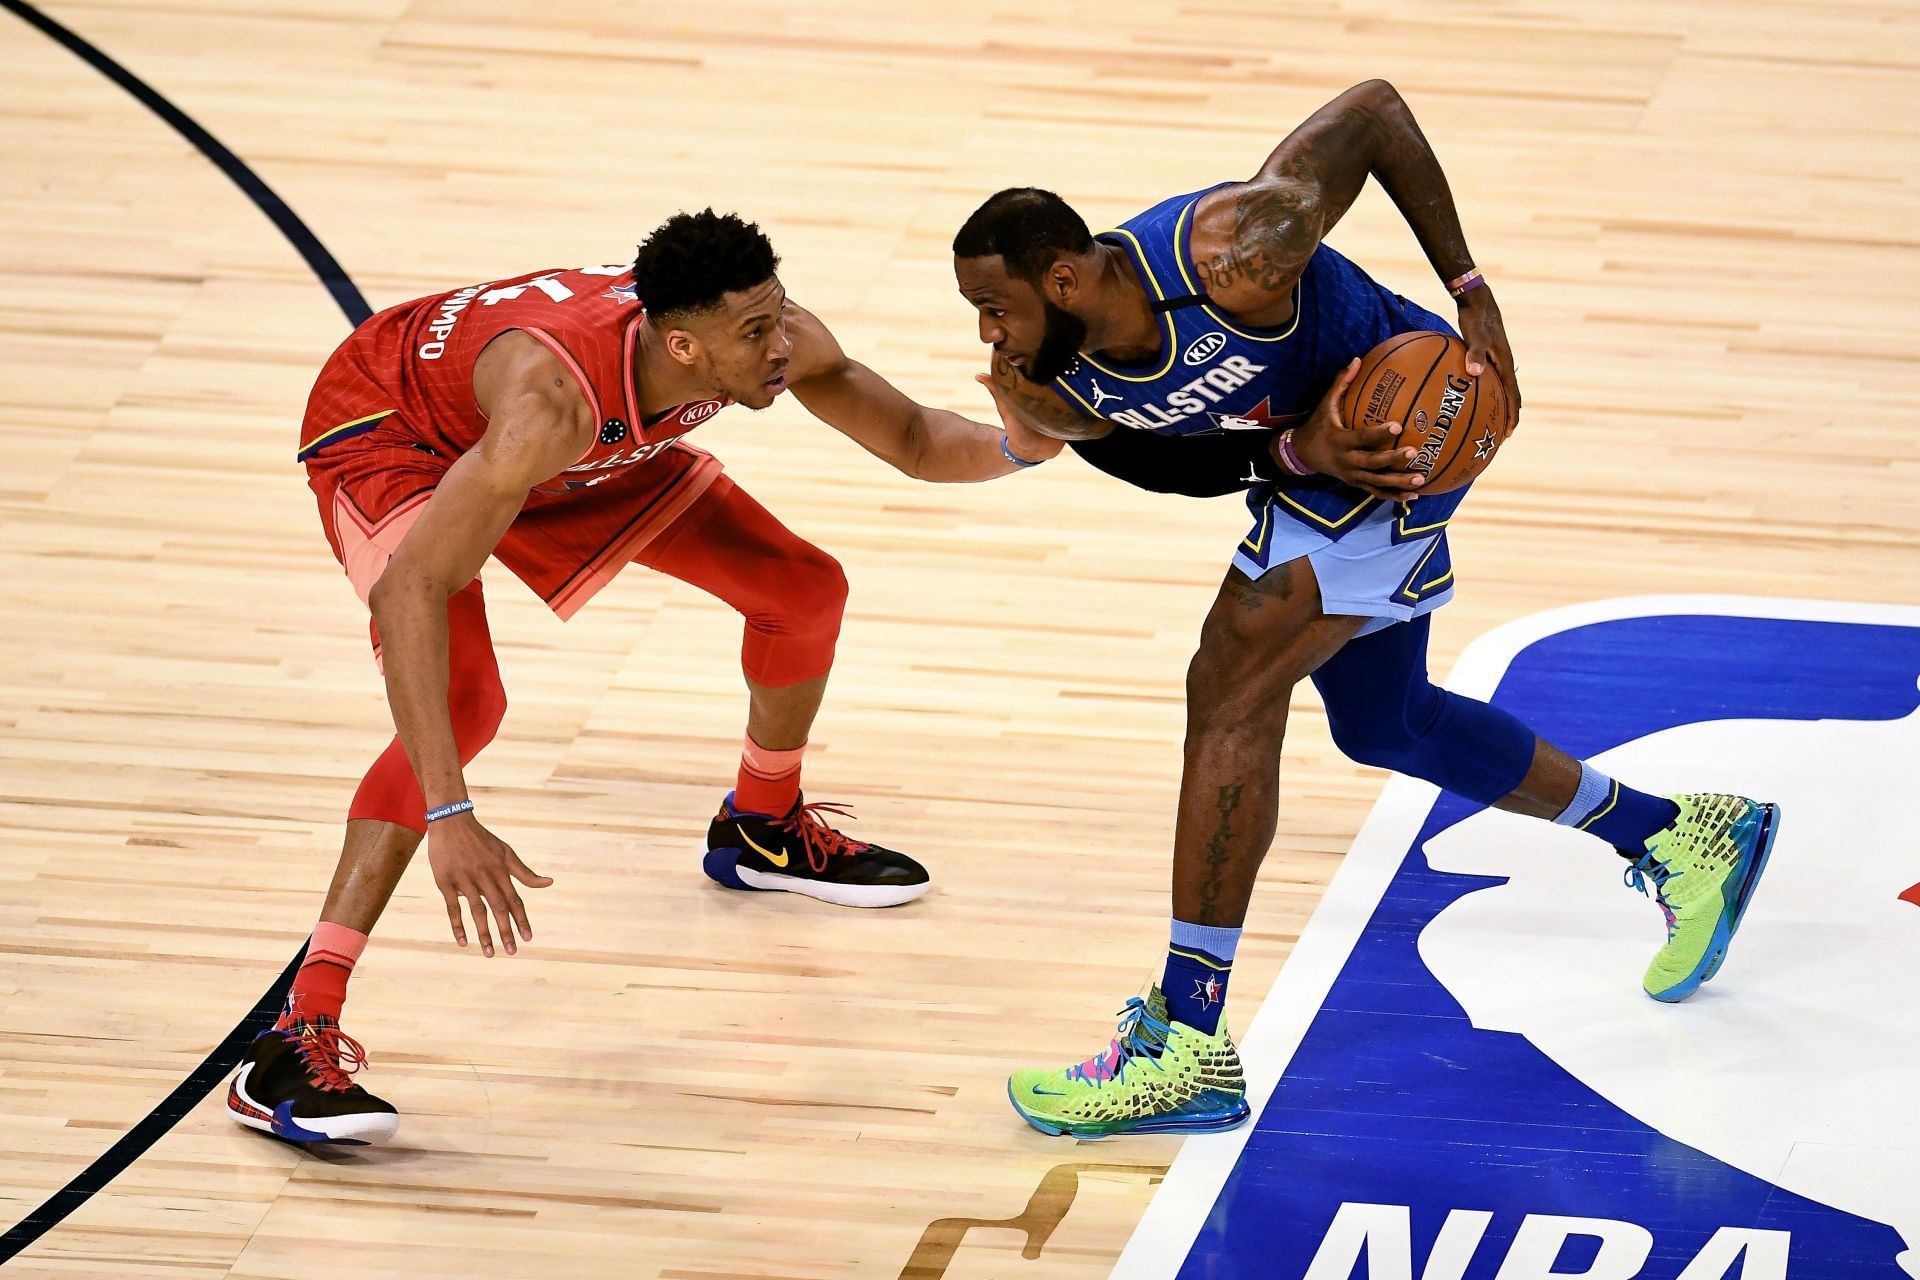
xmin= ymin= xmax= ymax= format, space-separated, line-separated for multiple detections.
xmin=641 ymin=486 xmax=849 ymax=688
xmin=1314 ymin=616 xmax=1534 ymax=805
xmin=738 ymin=545 xmax=846 ymax=687
xmin=1324 ymin=695 xmax=1424 ymax=770
xmin=1325 ymin=682 xmax=1534 ymax=803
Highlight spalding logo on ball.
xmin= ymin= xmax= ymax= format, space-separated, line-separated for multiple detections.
xmin=1340 ymin=332 xmax=1514 ymax=495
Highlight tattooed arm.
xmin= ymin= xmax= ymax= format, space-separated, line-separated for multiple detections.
xmin=1190 ymin=79 xmax=1520 ymax=413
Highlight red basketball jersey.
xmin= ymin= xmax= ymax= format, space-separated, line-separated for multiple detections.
xmin=298 ymin=263 xmax=727 ymax=498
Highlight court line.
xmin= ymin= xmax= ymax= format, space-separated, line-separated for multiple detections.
xmin=1 ymin=0 xmax=368 ymax=1262
xmin=0 ymin=1 xmax=371 ymax=328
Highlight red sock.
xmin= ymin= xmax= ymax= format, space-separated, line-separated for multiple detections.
xmin=735 ymin=735 xmax=805 ymax=816
xmin=279 ymin=922 xmax=368 ymax=1028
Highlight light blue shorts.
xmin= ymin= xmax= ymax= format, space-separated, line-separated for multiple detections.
xmin=1230 ymin=490 xmax=1461 ymax=638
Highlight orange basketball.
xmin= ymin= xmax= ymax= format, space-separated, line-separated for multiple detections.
xmin=1338 ymin=331 xmax=1512 ymax=495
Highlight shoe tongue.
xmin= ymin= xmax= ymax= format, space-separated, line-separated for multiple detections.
xmin=1139 ymin=986 xmax=1172 ymax=1055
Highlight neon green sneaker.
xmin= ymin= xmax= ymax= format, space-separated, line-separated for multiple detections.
xmin=1007 ymin=987 xmax=1249 ymax=1138
xmin=1625 ymin=793 xmax=1781 ymax=1004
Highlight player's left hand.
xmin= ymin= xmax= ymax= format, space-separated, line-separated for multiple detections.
xmin=1457 ymin=288 xmax=1522 ymax=435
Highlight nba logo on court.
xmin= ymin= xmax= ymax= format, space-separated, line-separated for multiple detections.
xmin=1117 ymin=597 xmax=1920 ymax=1280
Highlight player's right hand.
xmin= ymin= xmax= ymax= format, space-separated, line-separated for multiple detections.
xmin=427 ymin=812 xmax=553 ymax=957
xmin=1292 ymin=357 xmax=1427 ymax=503
xmin=974 ymin=374 xmax=1070 ymax=462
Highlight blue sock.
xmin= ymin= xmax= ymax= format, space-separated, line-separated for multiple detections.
xmin=1162 ymin=920 xmax=1241 ymax=1034
xmin=1556 ymin=761 xmax=1680 ymax=856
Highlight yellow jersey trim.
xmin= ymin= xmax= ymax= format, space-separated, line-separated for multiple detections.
xmin=1394 ymin=504 xmax=1454 ymax=539
xmin=1077 ymin=228 xmax=1179 ymax=383
xmin=1273 ymin=490 xmax=1377 ymax=532
xmin=297 ymin=409 xmax=393 ymax=460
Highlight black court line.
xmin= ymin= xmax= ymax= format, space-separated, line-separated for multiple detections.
xmin=2 ymin=0 xmax=370 ymax=1262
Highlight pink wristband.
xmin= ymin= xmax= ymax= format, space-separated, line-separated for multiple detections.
xmin=1274 ymin=428 xmax=1313 ymax=477
xmin=1447 ymin=268 xmax=1485 ymax=299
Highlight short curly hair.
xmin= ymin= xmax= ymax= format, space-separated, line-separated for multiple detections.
xmin=631 ymin=209 xmax=780 ymax=320
xmin=952 ymin=188 xmax=1093 ymax=282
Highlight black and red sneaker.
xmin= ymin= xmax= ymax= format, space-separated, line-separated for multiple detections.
xmin=227 ymin=1016 xmax=398 ymax=1145
xmin=702 ymin=792 xmax=931 ymax=908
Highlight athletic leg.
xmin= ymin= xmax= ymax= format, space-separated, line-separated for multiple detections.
xmin=635 ymin=480 xmax=929 ymax=907
xmin=234 ymin=583 xmax=507 ymax=1145
xmin=1310 ymin=615 xmax=1781 ymax=1003
xmin=1010 ymin=556 xmax=1362 ymax=1138
xmin=1309 ymin=615 xmax=1677 ymax=847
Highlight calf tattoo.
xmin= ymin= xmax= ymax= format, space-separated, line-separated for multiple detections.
xmin=1197 ymin=783 xmax=1246 ymax=919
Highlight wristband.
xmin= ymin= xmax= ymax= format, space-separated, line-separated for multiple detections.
xmin=1000 ymin=433 xmax=1043 ymax=468
xmin=426 ymin=799 xmax=475 ymax=823
xmin=1273 ymin=428 xmax=1313 ymax=477
xmin=1447 ymin=267 xmax=1485 ymax=299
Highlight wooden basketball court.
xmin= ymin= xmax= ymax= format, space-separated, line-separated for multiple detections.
xmin=3 ymin=1 xmax=1916 ymax=1276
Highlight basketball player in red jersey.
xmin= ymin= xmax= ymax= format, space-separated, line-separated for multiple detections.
xmin=226 ymin=211 xmax=1066 ymax=1145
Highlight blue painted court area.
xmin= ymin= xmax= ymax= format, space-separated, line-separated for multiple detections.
xmin=1118 ymin=601 xmax=1920 ymax=1280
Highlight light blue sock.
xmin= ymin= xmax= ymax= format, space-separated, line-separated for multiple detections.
xmin=1555 ymin=761 xmax=1681 ymax=855
xmin=1554 ymin=761 xmax=1614 ymax=827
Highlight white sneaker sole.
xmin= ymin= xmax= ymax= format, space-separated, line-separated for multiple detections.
xmin=227 ymin=1063 xmax=399 ymax=1145
xmin=734 ymin=866 xmax=930 ymax=908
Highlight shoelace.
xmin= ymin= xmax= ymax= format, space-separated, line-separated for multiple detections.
xmin=290 ymin=1020 xmax=370 ymax=1093
xmin=776 ymin=800 xmax=871 ymax=873
xmin=1623 ymin=853 xmax=1680 ymax=938
xmin=1066 ymin=996 xmax=1172 ymax=1088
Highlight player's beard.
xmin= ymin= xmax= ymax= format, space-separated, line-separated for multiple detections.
xmin=1020 ymin=301 xmax=1088 ymax=385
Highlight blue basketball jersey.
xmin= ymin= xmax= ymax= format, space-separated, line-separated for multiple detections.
xmin=1050 ymin=183 xmax=1469 ymax=543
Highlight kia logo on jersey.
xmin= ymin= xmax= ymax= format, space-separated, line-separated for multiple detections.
xmin=1183 ymin=332 xmax=1228 ymax=366
xmin=677 ymin=400 xmax=722 ymax=427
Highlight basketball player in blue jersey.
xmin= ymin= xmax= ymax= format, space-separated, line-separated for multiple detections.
xmin=952 ymin=80 xmax=1781 ymax=1138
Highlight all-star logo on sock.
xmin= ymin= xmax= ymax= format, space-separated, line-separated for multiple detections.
xmin=1194 ymin=974 xmax=1223 ymax=1008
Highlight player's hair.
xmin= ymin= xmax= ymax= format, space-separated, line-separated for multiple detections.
xmin=632 ymin=209 xmax=780 ymax=320
xmin=952 ymin=188 xmax=1094 ymax=282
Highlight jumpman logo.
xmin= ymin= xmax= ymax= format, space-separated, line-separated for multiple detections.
xmin=1242 ymin=462 xmax=1265 ymax=484
xmin=1088 ymin=379 xmax=1121 ymax=410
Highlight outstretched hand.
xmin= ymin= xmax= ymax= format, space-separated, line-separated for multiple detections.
xmin=1290 ymin=358 xmax=1428 ymax=502
xmin=426 ymin=812 xmax=553 ymax=957
xmin=975 ymin=373 xmax=1069 ymax=463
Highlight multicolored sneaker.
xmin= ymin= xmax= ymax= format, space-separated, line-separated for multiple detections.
xmin=1007 ymin=987 xmax=1250 ymax=1139
xmin=226 ymin=1017 xmax=398 ymax=1145
xmin=1624 ymin=793 xmax=1781 ymax=1004
xmin=702 ymin=792 xmax=930 ymax=908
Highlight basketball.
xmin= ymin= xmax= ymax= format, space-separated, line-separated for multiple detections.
xmin=1339 ymin=331 xmax=1512 ymax=494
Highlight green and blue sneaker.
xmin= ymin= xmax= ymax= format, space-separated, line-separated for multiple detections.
xmin=1624 ymin=792 xmax=1781 ymax=1003
xmin=1007 ymin=986 xmax=1249 ymax=1138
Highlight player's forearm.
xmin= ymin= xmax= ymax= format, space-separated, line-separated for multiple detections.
xmin=367 ymin=572 xmax=468 ymax=807
xmin=1072 ymin=428 xmax=1312 ymax=497
xmin=907 ymin=408 xmax=1045 ymax=482
xmin=1363 ymin=84 xmax=1477 ymax=285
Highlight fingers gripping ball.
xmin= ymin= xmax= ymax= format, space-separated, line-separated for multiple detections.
xmin=1339 ymin=332 xmax=1513 ymax=495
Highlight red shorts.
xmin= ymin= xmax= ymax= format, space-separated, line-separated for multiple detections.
xmin=306 ymin=433 xmax=725 ymax=621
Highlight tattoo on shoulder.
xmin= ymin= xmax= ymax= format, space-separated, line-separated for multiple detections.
xmin=989 ymin=352 xmax=1106 ymax=441
xmin=1195 ymin=183 xmax=1322 ymax=298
